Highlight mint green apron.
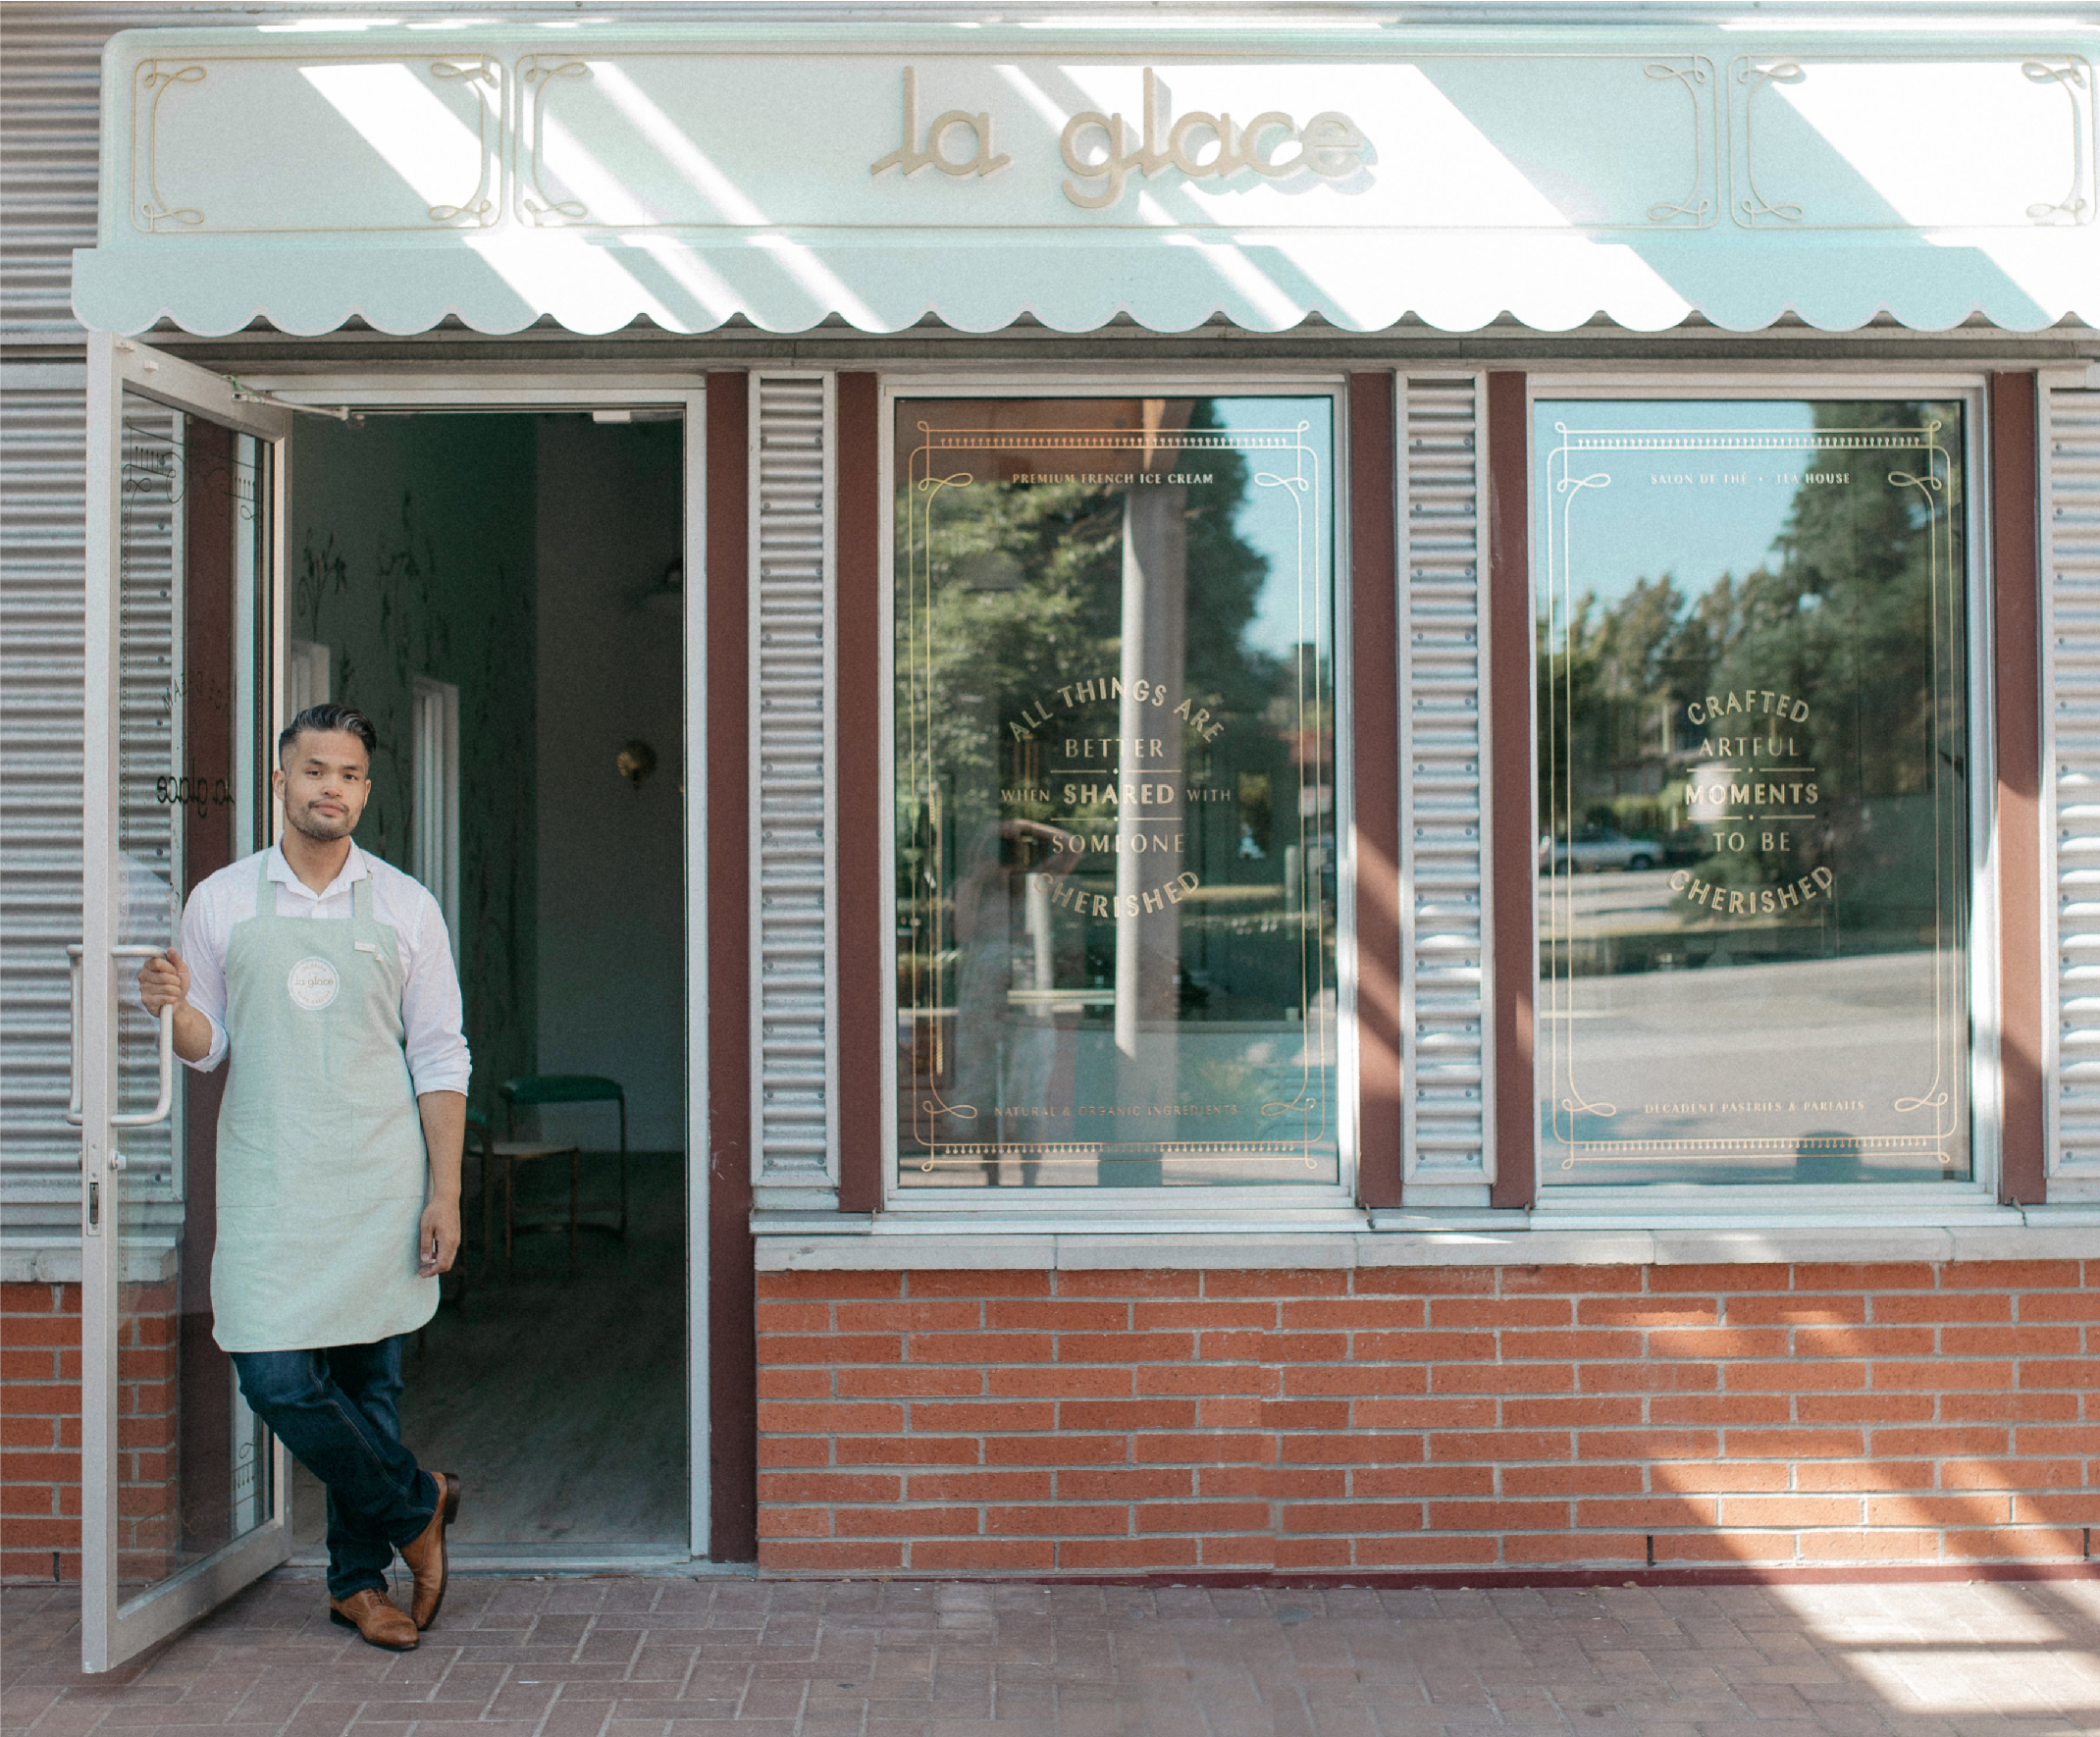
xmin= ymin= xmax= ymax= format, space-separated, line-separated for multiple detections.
xmin=211 ymin=857 xmax=438 ymax=1352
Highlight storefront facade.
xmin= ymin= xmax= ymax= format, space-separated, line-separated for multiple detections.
xmin=2 ymin=1 xmax=2098 ymax=1670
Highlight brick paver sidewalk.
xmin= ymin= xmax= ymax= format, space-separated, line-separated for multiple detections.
xmin=5 ymin=1575 xmax=2099 ymax=1737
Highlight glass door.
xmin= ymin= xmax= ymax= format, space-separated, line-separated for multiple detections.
xmin=77 ymin=335 xmax=293 ymax=1671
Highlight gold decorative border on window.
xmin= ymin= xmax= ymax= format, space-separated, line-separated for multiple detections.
xmin=895 ymin=414 xmax=1334 ymax=1180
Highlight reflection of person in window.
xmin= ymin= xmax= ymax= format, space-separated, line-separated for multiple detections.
xmin=949 ymin=818 xmax=1079 ymax=1186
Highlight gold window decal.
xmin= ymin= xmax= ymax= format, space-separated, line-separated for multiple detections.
xmin=1536 ymin=399 xmax=1969 ymax=1187
xmin=894 ymin=397 xmax=1339 ymax=1190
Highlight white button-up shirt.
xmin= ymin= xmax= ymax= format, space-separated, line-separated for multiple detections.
xmin=177 ymin=841 xmax=471 ymax=1097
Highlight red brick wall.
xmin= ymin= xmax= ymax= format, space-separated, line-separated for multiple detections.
xmin=118 ymin=1280 xmax=182 ymax=1585
xmin=2 ymin=1282 xmax=82 ymax=1582
xmin=2 ymin=1279 xmax=182 ymax=1585
xmin=756 ymin=1263 xmax=2100 ymax=1576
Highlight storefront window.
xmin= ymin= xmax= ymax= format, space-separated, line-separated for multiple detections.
xmin=1536 ymin=397 xmax=1971 ymax=1188
xmin=893 ymin=396 xmax=1338 ymax=1189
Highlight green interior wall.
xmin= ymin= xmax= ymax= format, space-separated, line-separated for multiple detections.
xmin=289 ymin=414 xmax=538 ymax=1113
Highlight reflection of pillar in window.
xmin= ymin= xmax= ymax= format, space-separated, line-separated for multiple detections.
xmin=1116 ymin=480 xmax=1186 ymax=1123
xmin=1024 ymin=869 xmax=1054 ymax=989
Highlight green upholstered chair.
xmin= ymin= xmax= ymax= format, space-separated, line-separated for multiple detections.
xmin=494 ymin=1075 xmax=629 ymax=1264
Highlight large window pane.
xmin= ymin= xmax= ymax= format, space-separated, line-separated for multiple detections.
xmin=1536 ymin=398 xmax=1970 ymax=1187
xmin=894 ymin=397 xmax=1338 ymax=1189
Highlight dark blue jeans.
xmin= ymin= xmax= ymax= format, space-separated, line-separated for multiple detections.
xmin=232 ymin=1337 xmax=439 ymax=1600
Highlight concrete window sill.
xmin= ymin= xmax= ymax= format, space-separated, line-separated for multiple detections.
xmin=748 ymin=1204 xmax=2100 ymax=1270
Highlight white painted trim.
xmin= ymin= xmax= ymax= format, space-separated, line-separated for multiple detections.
xmin=285 ymin=1551 xmax=754 ymax=1576
xmin=680 ymin=387 xmax=710 ymax=1560
xmin=1968 ymin=383 xmax=2007 ymax=1204
xmin=230 ymin=380 xmax=708 ymax=405
xmin=233 ymin=436 xmax=259 ymax=851
xmin=410 ymin=675 xmax=462 ymax=966
xmin=1469 ymin=370 xmax=1498 ymax=1190
xmin=747 ymin=367 xmax=765 ymax=1206
xmin=1394 ymin=372 xmax=1419 ymax=1194
xmin=877 ymin=382 xmax=900 ymax=1208
xmin=751 ymin=1208 xmax=2100 ymax=1271
xmin=2041 ymin=381 xmax=2063 ymax=1182
xmin=270 ymin=408 xmax=289 ymax=845
xmin=286 ymin=640 xmax=331 ymax=718
xmin=1475 ymin=365 xmax=1498 ymax=1191
xmin=1333 ymin=378 xmax=1362 ymax=1205
xmin=79 ymin=329 xmax=121 ymax=1674
xmin=1525 ymin=369 xmax=2001 ymax=394
xmin=877 ymin=372 xmax=1352 ymax=394
xmin=822 ymin=374 xmax=841 ymax=1201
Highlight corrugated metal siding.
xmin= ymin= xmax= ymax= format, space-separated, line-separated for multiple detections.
xmin=749 ymin=373 xmax=837 ymax=1203
xmin=2047 ymin=389 xmax=2100 ymax=1178
xmin=0 ymin=9 xmax=107 ymax=343
xmin=1398 ymin=375 xmax=1491 ymax=1187
xmin=1 ymin=8 xmax=105 ymax=1203
xmin=1 ymin=11 xmax=134 ymax=1211
xmin=0 ymin=372 xmax=88 ymax=1197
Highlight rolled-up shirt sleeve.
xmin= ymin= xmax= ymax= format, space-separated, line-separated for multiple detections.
xmin=400 ymin=889 xmax=471 ymax=1097
xmin=179 ymin=880 xmax=230 ymax=1074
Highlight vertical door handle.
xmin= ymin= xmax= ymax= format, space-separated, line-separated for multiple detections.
xmin=72 ymin=944 xmax=178 ymax=1133
xmin=109 ymin=946 xmax=177 ymax=1131
xmin=67 ymin=945 xmax=178 ymax=1133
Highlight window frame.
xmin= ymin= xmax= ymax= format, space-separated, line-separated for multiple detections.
xmin=1519 ymin=372 xmax=2001 ymax=1214
xmin=874 ymin=371 xmax=1363 ymax=1216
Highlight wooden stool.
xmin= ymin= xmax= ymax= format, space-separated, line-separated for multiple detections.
xmin=480 ymin=1139 xmax=583 ymax=1269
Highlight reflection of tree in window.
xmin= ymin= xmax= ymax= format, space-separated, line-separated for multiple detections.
xmin=894 ymin=398 xmax=1339 ymax=1187
xmin=905 ymin=402 xmax=1275 ymax=827
xmin=898 ymin=402 xmax=1297 ymax=1030
xmin=1541 ymin=399 xmax=1964 ymax=960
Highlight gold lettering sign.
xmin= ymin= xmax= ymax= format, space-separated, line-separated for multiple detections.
xmin=870 ymin=66 xmax=1367 ymax=208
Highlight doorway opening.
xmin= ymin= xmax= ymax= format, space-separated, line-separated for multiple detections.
xmin=281 ymin=409 xmax=690 ymax=1556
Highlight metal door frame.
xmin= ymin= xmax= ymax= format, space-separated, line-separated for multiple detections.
xmin=79 ymin=332 xmax=294 ymax=1671
xmin=232 ymin=370 xmax=712 ymax=1566
xmin=79 ymin=349 xmax=716 ymax=1669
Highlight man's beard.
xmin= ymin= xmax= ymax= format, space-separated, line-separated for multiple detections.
xmin=288 ymin=802 xmax=353 ymax=842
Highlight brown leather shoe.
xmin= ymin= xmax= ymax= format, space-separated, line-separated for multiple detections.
xmin=329 ymin=1587 xmax=417 ymax=1651
xmin=400 ymin=1471 xmax=461 ymax=1630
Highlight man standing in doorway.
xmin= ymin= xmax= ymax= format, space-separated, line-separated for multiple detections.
xmin=138 ymin=703 xmax=466 ymax=1653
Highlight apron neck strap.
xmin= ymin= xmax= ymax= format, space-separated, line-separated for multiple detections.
xmin=263 ymin=846 xmax=369 ymax=916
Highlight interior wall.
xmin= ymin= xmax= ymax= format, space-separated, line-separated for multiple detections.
xmin=533 ymin=417 xmax=686 ymax=1151
xmin=289 ymin=414 xmax=540 ymax=1115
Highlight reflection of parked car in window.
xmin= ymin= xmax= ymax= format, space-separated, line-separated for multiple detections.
xmin=1661 ymin=826 xmax=1714 ymax=867
xmin=1540 ymin=827 xmax=1659 ymax=872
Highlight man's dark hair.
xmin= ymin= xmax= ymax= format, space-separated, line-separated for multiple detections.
xmin=278 ymin=703 xmax=378 ymax=763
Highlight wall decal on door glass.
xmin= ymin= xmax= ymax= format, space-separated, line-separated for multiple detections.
xmin=1536 ymin=399 xmax=1970 ymax=1186
xmin=894 ymin=398 xmax=1339 ymax=1189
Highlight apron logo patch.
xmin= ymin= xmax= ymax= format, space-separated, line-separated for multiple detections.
xmin=287 ymin=957 xmax=341 ymax=1011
